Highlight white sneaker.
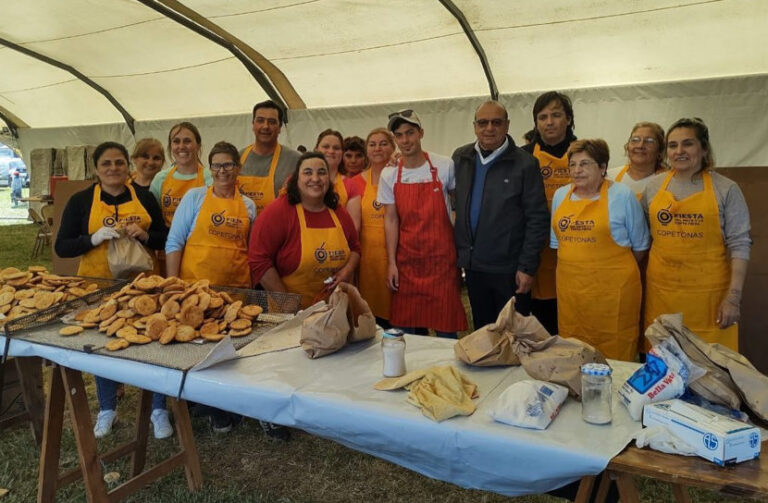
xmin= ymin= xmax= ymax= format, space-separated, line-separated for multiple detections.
xmin=94 ymin=410 xmax=117 ymax=438
xmin=151 ymin=409 xmax=173 ymax=439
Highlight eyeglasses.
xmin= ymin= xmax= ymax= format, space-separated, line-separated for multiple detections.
xmin=473 ymin=118 xmax=507 ymax=128
xmin=567 ymin=160 xmax=599 ymax=170
xmin=210 ymin=162 xmax=236 ymax=172
xmin=388 ymin=109 xmax=414 ymax=119
xmin=629 ymin=136 xmax=658 ymax=145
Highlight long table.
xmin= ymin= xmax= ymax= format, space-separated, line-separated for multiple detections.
xmin=3 ymin=331 xmax=643 ymax=498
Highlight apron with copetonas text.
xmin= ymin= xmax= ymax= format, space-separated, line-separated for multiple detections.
xmin=160 ymin=164 xmax=205 ymax=227
xmin=78 ymin=183 xmax=152 ymax=279
xmin=179 ymin=187 xmax=251 ymax=288
xmin=358 ymin=170 xmax=390 ymax=319
xmin=238 ymin=143 xmax=280 ymax=213
xmin=390 ymin=155 xmax=467 ymax=332
xmin=554 ymin=180 xmax=642 ymax=361
xmin=532 ymin=144 xmax=571 ymax=300
xmin=282 ymin=204 xmax=350 ymax=309
xmin=645 ymin=170 xmax=737 ymax=350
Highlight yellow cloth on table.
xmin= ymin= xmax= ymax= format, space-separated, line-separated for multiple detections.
xmin=374 ymin=365 xmax=479 ymax=422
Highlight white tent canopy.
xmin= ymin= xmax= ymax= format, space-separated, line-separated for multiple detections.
xmin=1 ymin=0 xmax=767 ymax=167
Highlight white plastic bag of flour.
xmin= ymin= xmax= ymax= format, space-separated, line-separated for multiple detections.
xmin=488 ymin=380 xmax=569 ymax=430
xmin=652 ymin=337 xmax=706 ymax=386
xmin=618 ymin=353 xmax=685 ymax=421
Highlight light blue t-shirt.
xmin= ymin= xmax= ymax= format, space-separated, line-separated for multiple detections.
xmin=550 ymin=181 xmax=649 ymax=251
xmin=166 ymin=186 xmax=257 ymax=253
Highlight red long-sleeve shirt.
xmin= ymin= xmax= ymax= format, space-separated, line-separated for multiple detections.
xmin=248 ymin=195 xmax=360 ymax=285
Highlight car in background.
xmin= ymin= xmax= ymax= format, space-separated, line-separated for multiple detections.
xmin=0 ymin=158 xmax=10 ymax=187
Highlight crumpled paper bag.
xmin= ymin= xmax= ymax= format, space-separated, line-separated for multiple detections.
xmin=454 ymin=297 xmax=550 ymax=366
xmin=513 ymin=333 xmax=607 ymax=399
xmin=374 ymin=366 xmax=479 ymax=421
xmin=337 ymin=283 xmax=376 ymax=343
xmin=301 ymin=288 xmax=350 ymax=359
xmin=108 ymin=235 xmax=153 ymax=280
xmin=300 ymin=283 xmax=376 ymax=359
xmin=647 ymin=313 xmax=768 ymax=422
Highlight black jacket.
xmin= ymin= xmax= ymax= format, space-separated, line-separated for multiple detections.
xmin=452 ymin=136 xmax=549 ymax=274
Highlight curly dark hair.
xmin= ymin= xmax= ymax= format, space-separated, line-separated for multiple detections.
xmin=285 ymin=152 xmax=339 ymax=209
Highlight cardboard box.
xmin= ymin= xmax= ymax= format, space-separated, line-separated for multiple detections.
xmin=643 ymin=399 xmax=760 ymax=466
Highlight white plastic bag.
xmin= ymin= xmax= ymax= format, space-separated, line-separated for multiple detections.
xmin=488 ymin=380 xmax=568 ymax=430
xmin=652 ymin=337 xmax=706 ymax=386
xmin=618 ymin=353 xmax=685 ymax=421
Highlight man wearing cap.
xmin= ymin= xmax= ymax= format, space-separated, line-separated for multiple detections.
xmin=10 ymin=170 xmax=22 ymax=207
xmin=378 ymin=110 xmax=468 ymax=337
xmin=452 ymin=101 xmax=549 ymax=329
xmin=239 ymin=100 xmax=301 ymax=212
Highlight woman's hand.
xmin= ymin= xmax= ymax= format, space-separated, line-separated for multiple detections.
xmin=124 ymin=223 xmax=148 ymax=243
xmin=387 ymin=263 xmax=399 ymax=292
xmin=716 ymin=296 xmax=740 ymax=329
xmin=326 ymin=265 xmax=355 ymax=292
xmin=90 ymin=226 xmax=120 ymax=246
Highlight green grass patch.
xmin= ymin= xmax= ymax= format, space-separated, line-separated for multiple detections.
xmin=0 ymin=223 xmax=52 ymax=271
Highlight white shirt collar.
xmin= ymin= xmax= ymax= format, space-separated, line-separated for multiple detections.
xmin=474 ymin=137 xmax=509 ymax=165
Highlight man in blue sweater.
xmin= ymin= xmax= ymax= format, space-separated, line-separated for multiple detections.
xmin=452 ymin=101 xmax=549 ymax=329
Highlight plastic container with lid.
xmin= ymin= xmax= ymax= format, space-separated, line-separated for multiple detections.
xmin=581 ymin=363 xmax=613 ymax=424
xmin=381 ymin=329 xmax=406 ymax=377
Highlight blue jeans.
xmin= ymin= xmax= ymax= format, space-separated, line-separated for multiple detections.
xmin=393 ymin=326 xmax=457 ymax=339
xmin=95 ymin=376 xmax=166 ymax=411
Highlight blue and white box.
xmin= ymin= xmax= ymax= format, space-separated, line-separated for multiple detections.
xmin=642 ymin=399 xmax=761 ymax=466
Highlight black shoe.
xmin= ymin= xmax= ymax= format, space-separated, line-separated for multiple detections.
xmin=259 ymin=420 xmax=290 ymax=441
xmin=210 ymin=412 xmax=233 ymax=434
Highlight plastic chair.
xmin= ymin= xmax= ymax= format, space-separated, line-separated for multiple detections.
xmin=28 ymin=207 xmax=52 ymax=258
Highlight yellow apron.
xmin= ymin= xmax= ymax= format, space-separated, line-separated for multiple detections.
xmin=238 ymin=143 xmax=281 ymax=213
xmin=160 ymin=164 xmax=205 ymax=227
xmin=282 ymin=204 xmax=350 ymax=308
xmin=334 ymin=175 xmax=349 ymax=207
xmin=78 ymin=183 xmax=152 ymax=279
xmin=179 ymin=187 xmax=251 ymax=288
xmin=554 ymin=180 xmax=642 ymax=361
xmin=615 ymin=164 xmax=649 ymax=202
xmin=532 ymin=143 xmax=571 ymax=300
xmin=645 ymin=170 xmax=737 ymax=350
xmin=358 ymin=170 xmax=390 ymax=319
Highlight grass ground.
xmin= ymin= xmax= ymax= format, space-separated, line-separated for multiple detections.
xmin=0 ymin=226 xmax=741 ymax=502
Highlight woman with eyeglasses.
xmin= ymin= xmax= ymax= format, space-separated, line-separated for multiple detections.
xmin=642 ymin=118 xmax=750 ymax=351
xmin=607 ymin=122 xmax=666 ymax=199
xmin=55 ymin=141 xmax=171 ymax=440
xmin=550 ymin=139 xmax=649 ymax=361
xmin=165 ymin=141 xmax=256 ymax=287
xmin=150 ymin=122 xmax=212 ymax=227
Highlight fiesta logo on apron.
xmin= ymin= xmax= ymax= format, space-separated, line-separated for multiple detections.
xmin=557 ymin=215 xmax=571 ymax=231
xmin=240 ymin=187 xmax=264 ymax=201
xmin=314 ymin=242 xmax=328 ymax=264
xmin=102 ymin=216 xmax=117 ymax=227
xmin=557 ymin=215 xmax=595 ymax=232
xmin=656 ymin=204 xmax=704 ymax=227
xmin=162 ymin=190 xmax=172 ymax=208
xmin=372 ymin=199 xmax=383 ymax=211
xmin=211 ymin=210 xmax=226 ymax=227
xmin=102 ymin=215 xmax=141 ymax=228
xmin=541 ymin=163 xmax=553 ymax=179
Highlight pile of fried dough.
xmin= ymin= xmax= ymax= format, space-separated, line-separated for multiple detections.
xmin=64 ymin=273 xmax=263 ymax=351
xmin=0 ymin=266 xmax=100 ymax=326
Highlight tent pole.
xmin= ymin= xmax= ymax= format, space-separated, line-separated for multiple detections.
xmin=0 ymin=37 xmax=136 ymax=135
xmin=437 ymin=0 xmax=499 ymax=101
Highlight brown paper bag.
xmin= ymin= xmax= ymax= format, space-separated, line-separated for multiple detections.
xmin=108 ymin=236 xmax=154 ymax=280
xmin=454 ymin=297 xmax=550 ymax=366
xmin=513 ymin=334 xmax=607 ymax=399
xmin=338 ymin=283 xmax=376 ymax=343
xmin=645 ymin=313 xmax=742 ymax=410
xmin=647 ymin=313 xmax=768 ymax=421
xmin=300 ymin=289 xmax=350 ymax=359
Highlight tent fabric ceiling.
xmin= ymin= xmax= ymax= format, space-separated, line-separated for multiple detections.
xmin=0 ymin=0 xmax=766 ymax=130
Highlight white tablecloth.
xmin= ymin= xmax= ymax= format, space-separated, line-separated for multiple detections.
xmin=3 ymin=333 xmax=642 ymax=497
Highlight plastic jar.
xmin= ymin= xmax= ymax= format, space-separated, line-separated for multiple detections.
xmin=580 ymin=363 xmax=613 ymax=424
xmin=381 ymin=329 xmax=406 ymax=377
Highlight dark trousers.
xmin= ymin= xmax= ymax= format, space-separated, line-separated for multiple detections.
xmin=530 ymin=297 xmax=558 ymax=335
xmin=465 ymin=270 xmax=531 ymax=330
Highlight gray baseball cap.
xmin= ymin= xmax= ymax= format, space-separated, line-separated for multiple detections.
xmin=387 ymin=109 xmax=422 ymax=132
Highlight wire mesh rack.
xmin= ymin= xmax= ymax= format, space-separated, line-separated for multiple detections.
xmin=211 ymin=287 xmax=302 ymax=319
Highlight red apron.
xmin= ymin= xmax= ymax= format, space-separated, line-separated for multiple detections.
xmin=390 ymin=154 xmax=467 ymax=332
